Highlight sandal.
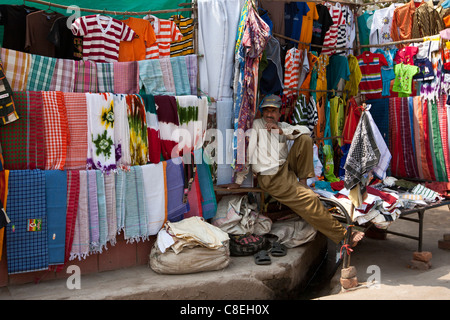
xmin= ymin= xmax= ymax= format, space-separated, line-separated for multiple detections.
xmin=270 ymin=241 xmax=287 ymax=257
xmin=254 ymin=250 xmax=271 ymax=265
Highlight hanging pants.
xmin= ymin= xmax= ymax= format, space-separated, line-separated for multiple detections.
xmin=257 ymin=134 xmax=346 ymax=244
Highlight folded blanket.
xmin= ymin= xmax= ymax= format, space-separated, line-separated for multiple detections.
xmin=138 ymin=59 xmax=167 ymax=95
xmin=141 ymin=94 xmax=162 ymax=164
xmin=0 ymin=48 xmax=31 ymax=91
xmin=70 ymin=170 xmax=90 ymax=260
xmin=6 ymin=170 xmax=48 ymax=274
xmin=114 ymin=61 xmax=139 ymax=94
xmin=124 ymin=166 xmax=148 ymax=242
xmin=141 ymin=163 xmax=167 ymax=235
xmin=50 ymin=58 xmax=75 ymax=92
xmin=63 ymin=93 xmax=88 ymax=170
xmin=113 ymin=94 xmax=131 ymax=168
xmin=45 ymin=170 xmax=67 ymax=266
xmin=26 ymin=54 xmax=56 ymax=91
xmin=96 ymin=62 xmax=114 ymax=93
xmin=170 ymin=56 xmax=190 ymax=95
xmin=165 ymin=157 xmax=189 ymax=222
xmin=86 ymin=93 xmax=117 ymax=172
xmin=74 ymin=60 xmax=98 ymax=93
xmin=126 ymin=94 xmax=148 ymax=166
xmin=154 ymin=95 xmax=180 ymax=160
xmin=42 ymin=91 xmax=69 ymax=170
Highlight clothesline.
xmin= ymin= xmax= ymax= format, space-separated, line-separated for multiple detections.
xmin=23 ymin=0 xmax=195 ymax=16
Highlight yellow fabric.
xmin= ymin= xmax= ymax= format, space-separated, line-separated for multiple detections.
xmin=343 ymin=54 xmax=362 ymax=103
xmin=316 ymin=54 xmax=329 ymax=102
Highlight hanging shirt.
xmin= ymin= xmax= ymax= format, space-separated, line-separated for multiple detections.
xmin=390 ymin=0 xmax=425 ymax=48
xmin=71 ymin=14 xmax=136 ymax=63
xmin=357 ymin=51 xmax=388 ymax=99
xmin=25 ymin=10 xmax=64 ymax=57
xmin=322 ymin=2 xmax=345 ymax=56
xmin=284 ymin=2 xmax=310 ymax=43
xmin=119 ymin=17 xmax=156 ymax=62
xmin=170 ymin=14 xmax=195 ymax=56
xmin=48 ymin=16 xmax=83 ymax=60
xmin=411 ymin=0 xmax=445 ymax=38
xmin=283 ymin=47 xmax=302 ymax=97
xmin=299 ymin=2 xmax=319 ymax=49
xmin=369 ymin=3 xmax=403 ymax=52
xmin=357 ymin=10 xmax=374 ymax=52
xmin=375 ymin=48 xmax=398 ymax=96
xmin=144 ymin=15 xmax=183 ymax=59
xmin=311 ymin=4 xmax=333 ymax=55
xmin=392 ymin=63 xmax=420 ymax=97
xmin=394 ymin=46 xmax=418 ymax=65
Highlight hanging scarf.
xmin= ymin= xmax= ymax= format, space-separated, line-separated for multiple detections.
xmin=126 ymin=94 xmax=149 ymax=165
xmin=96 ymin=62 xmax=114 ymax=93
xmin=428 ymin=97 xmax=448 ymax=181
xmin=70 ymin=170 xmax=90 ymax=260
xmin=194 ymin=148 xmax=217 ymax=219
xmin=159 ymin=57 xmax=176 ymax=95
xmin=437 ymin=95 xmax=450 ymax=181
xmin=64 ymin=92 xmax=88 ymax=170
xmin=184 ymin=54 xmax=198 ymax=95
xmin=166 ymin=157 xmax=189 ymax=222
xmin=0 ymin=48 xmax=30 ymax=91
xmin=86 ymin=93 xmax=116 ymax=172
xmin=141 ymin=162 xmax=167 ymax=235
xmin=92 ymin=170 xmax=108 ymax=253
xmin=26 ymin=54 xmax=56 ymax=91
xmin=138 ymin=59 xmax=167 ymax=95
xmin=6 ymin=170 xmax=48 ymax=274
xmin=114 ymin=61 xmax=139 ymax=94
xmin=124 ymin=166 xmax=148 ymax=242
xmin=154 ymin=95 xmax=180 ymax=160
xmin=103 ymin=171 xmax=117 ymax=245
xmin=50 ymin=58 xmax=75 ymax=92
xmin=74 ymin=60 xmax=98 ymax=93
xmin=86 ymin=170 xmax=99 ymax=252
xmin=170 ymin=56 xmax=191 ymax=95
xmin=113 ymin=94 xmax=131 ymax=168
xmin=45 ymin=170 xmax=67 ymax=266
xmin=115 ymin=169 xmax=126 ymax=234
xmin=42 ymin=91 xmax=69 ymax=170
xmin=141 ymin=94 xmax=162 ymax=164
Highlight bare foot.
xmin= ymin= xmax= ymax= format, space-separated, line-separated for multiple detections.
xmin=349 ymin=231 xmax=364 ymax=248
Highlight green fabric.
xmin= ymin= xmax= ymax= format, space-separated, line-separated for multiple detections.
xmin=428 ymin=98 xmax=448 ymax=182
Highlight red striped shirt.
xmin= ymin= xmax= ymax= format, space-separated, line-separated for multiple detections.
xmin=144 ymin=15 xmax=182 ymax=59
xmin=71 ymin=15 xmax=135 ymax=63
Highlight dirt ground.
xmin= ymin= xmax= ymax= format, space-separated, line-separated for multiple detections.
xmin=314 ymin=205 xmax=450 ymax=300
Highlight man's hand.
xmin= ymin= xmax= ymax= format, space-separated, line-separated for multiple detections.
xmin=220 ymin=183 xmax=241 ymax=189
xmin=265 ymin=122 xmax=282 ymax=135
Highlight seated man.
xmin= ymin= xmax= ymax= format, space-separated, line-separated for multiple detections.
xmin=225 ymin=94 xmax=363 ymax=247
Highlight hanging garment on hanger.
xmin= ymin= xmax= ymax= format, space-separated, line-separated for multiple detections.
xmin=144 ymin=14 xmax=183 ymax=59
xmin=391 ymin=0 xmax=424 ymax=48
xmin=170 ymin=14 xmax=195 ymax=57
xmin=357 ymin=51 xmax=388 ymax=100
xmin=25 ymin=10 xmax=64 ymax=57
xmin=284 ymin=1 xmax=310 ymax=45
xmin=374 ymin=48 xmax=397 ymax=96
xmin=411 ymin=0 xmax=445 ymax=38
xmin=311 ymin=3 xmax=333 ymax=55
xmin=71 ymin=14 xmax=136 ymax=63
xmin=48 ymin=16 xmax=83 ymax=60
xmin=321 ymin=2 xmax=345 ymax=56
xmin=357 ymin=9 xmax=374 ymax=53
xmin=369 ymin=3 xmax=403 ymax=52
xmin=119 ymin=17 xmax=156 ymax=62
xmin=0 ymin=4 xmax=40 ymax=51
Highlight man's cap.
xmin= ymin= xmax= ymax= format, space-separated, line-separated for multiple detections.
xmin=261 ymin=94 xmax=281 ymax=109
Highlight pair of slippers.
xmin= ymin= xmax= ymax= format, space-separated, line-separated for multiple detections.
xmin=254 ymin=241 xmax=287 ymax=265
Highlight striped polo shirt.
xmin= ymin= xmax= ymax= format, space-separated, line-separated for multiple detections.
xmin=357 ymin=51 xmax=388 ymax=99
xmin=71 ymin=15 xmax=136 ymax=63
xmin=144 ymin=15 xmax=183 ymax=59
xmin=170 ymin=14 xmax=194 ymax=57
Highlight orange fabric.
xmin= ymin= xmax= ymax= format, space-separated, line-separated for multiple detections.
xmin=299 ymin=51 xmax=318 ymax=101
xmin=119 ymin=17 xmax=156 ymax=62
xmin=445 ymin=15 xmax=450 ymax=27
xmin=390 ymin=0 xmax=425 ymax=48
xmin=299 ymin=2 xmax=319 ymax=49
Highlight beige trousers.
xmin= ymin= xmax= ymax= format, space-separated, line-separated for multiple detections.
xmin=257 ymin=135 xmax=346 ymax=244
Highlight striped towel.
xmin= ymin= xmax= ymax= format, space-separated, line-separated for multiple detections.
xmin=86 ymin=93 xmax=117 ymax=172
xmin=166 ymin=157 xmax=189 ymax=222
xmin=50 ymin=58 xmax=75 ymax=92
xmin=64 ymin=93 xmax=88 ymax=170
xmin=103 ymin=172 xmax=117 ymax=245
xmin=124 ymin=166 xmax=148 ymax=242
xmin=0 ymin=91 xmax=45 ymax=170
xmin=113 ymin=94 xmax=131 ymax=168
xmin=92 ymin=170 xmax=108 ymax=253
xmin=138 ymin=59 xmax=167 ymax=95
xmin=74 ymin=60 xmax=98 ymax=93
xmin=184 ymin=54 xmax=198 ymax=95
xmin=86 ymin=170 xmax=99 ymax=252
xmin=141 ymin=94 xmax=162 ymax=164
xmin=42 ymin=91 xmax=69 ymax=170
xmin=126 ymin=94 xmax=148 ymax=166
xmin=113 ymin=61 xmax=139 ymax=94
xmin=96 ymin=62 xmax=114 ymax=93
xmin=170 ymin=56 xmax=191 ymax=96
xmin=70 ymin=170 xmax=90 ymax=260
xmin=0 ymin=48 xmax=31 ymax=91
xmin=115 ymin=169 xmax=126 ymax=233
xmin=6 ymin=170 xmax=48 ymax=274
xmin=142 ymin=163 xmax=167 ymax=235
xmin=159 ymin=57 xmax=176 ymax=95
xmin=45 ymin=170 xmax=67 ymax=266
xmin=26 ymin=54 xmax=56 ymax=91
xmin=411 ymin=184 xmax=442 ymax=202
